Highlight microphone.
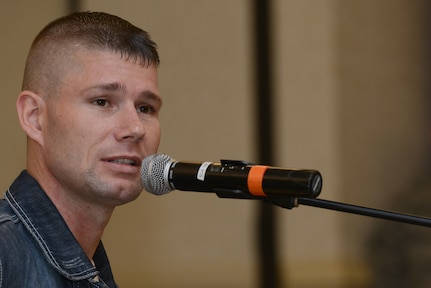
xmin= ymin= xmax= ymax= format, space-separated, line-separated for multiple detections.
xmin=141 ymin=154 xmax=322 ymax=199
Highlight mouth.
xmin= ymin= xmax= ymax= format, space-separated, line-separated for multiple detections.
xmin=105 ymin=156 xmax=142 ymax=167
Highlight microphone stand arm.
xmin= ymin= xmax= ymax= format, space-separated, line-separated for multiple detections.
xmin=269 ymin=196 xmax=431 ymax=228
xmin=214 ymin=190 xmax=431 ymax=228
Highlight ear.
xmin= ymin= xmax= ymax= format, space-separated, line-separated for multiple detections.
xmin=16 ymin=90 xmax=45 ymax=146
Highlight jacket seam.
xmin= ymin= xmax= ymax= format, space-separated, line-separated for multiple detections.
xmin=5 ymin=190 xmax=98 ymax=281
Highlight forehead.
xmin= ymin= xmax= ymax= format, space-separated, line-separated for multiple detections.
xmin=71 ymin=47 xmax=157 ymax=72
xmin=61 ymin=49 xmax=159 ymax=90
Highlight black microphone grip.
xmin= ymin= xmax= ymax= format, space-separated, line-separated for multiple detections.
xmin=166 ymin=160 xmax=322 ymax=198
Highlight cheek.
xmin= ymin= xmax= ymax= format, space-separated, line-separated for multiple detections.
xmin=44 ymin=120 xmax=77 ymax=155
xmin=146 ymin=123 xmax=161 ymax=153
xmin=44 ymin=111 xmax=91 ymax=156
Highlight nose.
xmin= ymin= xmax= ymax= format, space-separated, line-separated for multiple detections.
xmin=114 ymin=106 xmax=145 ymax=143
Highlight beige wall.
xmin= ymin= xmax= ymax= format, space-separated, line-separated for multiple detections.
xmin=0 ymin=0 xmax=66 ymax=192
xmin=1 ymin=1 xmax=430 ymax=287
xmin=338 ymin=0 xmax=430 ymax=264
xmin=275 ymin=1 xmax=345 ymax=286
xmin=275 ymin=1 xmax=430 ymax=287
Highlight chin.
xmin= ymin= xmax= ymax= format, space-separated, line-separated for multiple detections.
xmin=114 ymin=185 xmax=143 ymax=204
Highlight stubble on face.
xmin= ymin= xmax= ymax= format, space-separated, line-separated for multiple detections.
xmin=39 ymin=49 xmax=161 ymax=208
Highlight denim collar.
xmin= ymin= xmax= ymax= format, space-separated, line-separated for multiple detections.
xmin=5 ymin=170 xmax=107 ymax=281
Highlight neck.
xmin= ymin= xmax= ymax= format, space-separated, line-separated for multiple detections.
xmin=27 ymin=160 xmax=113 ymax=260
xmin=57 ymin=199 xmax=113 ymax=259
xmin=43 ymin=179 xmax=114 ymax=260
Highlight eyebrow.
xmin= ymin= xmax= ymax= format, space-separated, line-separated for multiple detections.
xmin=84 ymin=82 xmax=126 ymax=93
xmin=83 ymin=82 xmax=163 ymax=106
xmin=141 ymin=90 xmax=163 ymax=108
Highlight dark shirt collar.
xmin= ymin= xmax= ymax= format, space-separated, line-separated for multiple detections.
xmin=5 ymin=170 xmax=114 ymax=282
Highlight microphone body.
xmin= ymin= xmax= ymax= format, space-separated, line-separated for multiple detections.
xmin=141 ymin=154 xmax=322 ymax=199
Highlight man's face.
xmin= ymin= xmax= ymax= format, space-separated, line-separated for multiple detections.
xmin=41 ymin=50 xmax=161 ymax=207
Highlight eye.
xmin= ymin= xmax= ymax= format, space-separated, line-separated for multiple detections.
xmin=92 ymin=98 xmax=110 ymax=107
xmin=137 ymin=105 xmax=155 ymax=114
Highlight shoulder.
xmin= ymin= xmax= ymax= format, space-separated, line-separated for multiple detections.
xmin=0 ymin=198 xmax=16 ymax=221
xmin=0 ymin=197 xmax=35 ymax=261
xmin=0 ymin=199 xmax=30 ymax=287
xmin=0 ymin=198 xmax=29 ymax=255
xmin=0 ymin=198 xmax=20 ymax=237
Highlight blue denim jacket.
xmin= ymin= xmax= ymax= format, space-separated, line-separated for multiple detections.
xmin=0 ymin=171 xmax=118 ymax=287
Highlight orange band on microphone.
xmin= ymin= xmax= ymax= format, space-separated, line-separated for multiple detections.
xmin=247 ymin=165 xmax=268 ymax=196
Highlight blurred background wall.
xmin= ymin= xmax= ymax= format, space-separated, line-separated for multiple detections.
xmin=1 ymin=1 xmax=430 ymax=287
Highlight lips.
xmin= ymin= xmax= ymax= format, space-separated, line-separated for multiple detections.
xmin=104 ymin=156 xmax=142 ymax=167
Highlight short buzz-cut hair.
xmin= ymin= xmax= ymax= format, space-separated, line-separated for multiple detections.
xmin=22 ymin=11 xmax=160 ymax=94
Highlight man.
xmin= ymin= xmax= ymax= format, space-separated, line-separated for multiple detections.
xmin=0 ymin=11 xmax=162 ymax=287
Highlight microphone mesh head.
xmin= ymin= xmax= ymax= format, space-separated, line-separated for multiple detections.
xmin=141 ymin=154 xmax=174 ymax=195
